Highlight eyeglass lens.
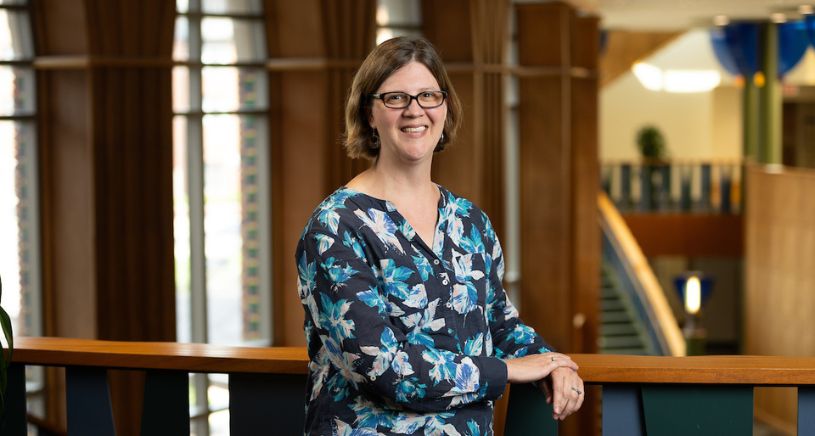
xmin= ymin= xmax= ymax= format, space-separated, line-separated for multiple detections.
xmin=381 ymin=91 xmax=445 ymax=108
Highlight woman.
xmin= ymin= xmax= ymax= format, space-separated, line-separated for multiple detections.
xmin=296 ymin=36 xmax=584 ymax=435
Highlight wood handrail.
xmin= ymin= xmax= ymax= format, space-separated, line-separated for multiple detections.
xmin=598 ymin=193 xmax=686 ymax=356
xmin=11 ymin=337 xmax=815 ymax=386
xmin=576 ymin=354 xmax=815 ymax=385
xmin=13 ymin=337 xmax=308 ymax=374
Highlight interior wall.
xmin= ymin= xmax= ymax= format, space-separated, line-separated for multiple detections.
xmin=745 ymin=165 xmax=815 ymax=431
xmin=600 ymin=30 xmax=742 ymax=161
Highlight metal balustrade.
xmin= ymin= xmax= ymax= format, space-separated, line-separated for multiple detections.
xmin=602 ymin=160 xmax=743 ymax=214
xmin=4 ymin=337 xmax=815 ymax=435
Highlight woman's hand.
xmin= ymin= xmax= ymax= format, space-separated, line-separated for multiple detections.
xmin=505 ymin=352 xmax=578 ymax=383
xmin=539 ymin=366 xmax=585 ymax=421
xmin=504 ymin=352 xmax=584 ymax=421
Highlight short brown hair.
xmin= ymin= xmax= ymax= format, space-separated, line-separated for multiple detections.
xmin=344 ymin=36 xmax=462 ymax=160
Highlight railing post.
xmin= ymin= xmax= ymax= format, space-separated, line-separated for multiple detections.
xmin=602 ymin=385 xmax=645 ymax=436
xmin=679 ymin=166 xmax=692 ymax=212
xmin=720 ymin=166 xmax=732 ymax=214
xmin=1 ymin=363 xmax=27 ymax=435
xmin=659 ymin=163 xmax=671 ymax=210
xmin=639 ymin=164 xmax=654 ymax=212
xmin=700 ymin=164 xmax=712 ymax=211
xmin=503 ymin=383 xmax=558 ymax=436
xmin=800 ymin=387 xmax=815 ymax=435
xmin=66 ymin=366 xmax=116 ymax=436
xmin=229 ymin=373 xmax=307 ymax=436
xmin=620 ymin=163 xmax=632 ymax=210
xmin=140 ymin=370 xmax=190 ymax=436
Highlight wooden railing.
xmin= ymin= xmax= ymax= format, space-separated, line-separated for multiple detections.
xmin=7 ymin=338 xmax=815 ymax=435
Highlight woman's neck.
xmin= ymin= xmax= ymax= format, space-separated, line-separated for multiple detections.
xmin=347 ymin=158 xmax=436 ymax=204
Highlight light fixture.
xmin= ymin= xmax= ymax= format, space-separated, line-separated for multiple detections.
xmin=632 ymin=62 xmax=722 ymax=93
xmin=770 ymin=12 xmax=787 ymax=23
xmin=632 ymin=62 xmax=663 ymax=91
xmin=799 ymin=5 xmax=813 ymax=15
xmin=713 ymin=15 xmax=730 ymax=26
xmin=684 ymin=275 xmax=701 ymax=315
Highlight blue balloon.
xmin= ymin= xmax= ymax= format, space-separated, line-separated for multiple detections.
xmin=807 ymin=15 xmax=815 ymax=48
xmin=778 ymin=20 xmax=809 ymax=78
xmin=710 ymin=27 xmax=740 ymax=76
xmin=723 ymin=22 xmax=760 ymax=77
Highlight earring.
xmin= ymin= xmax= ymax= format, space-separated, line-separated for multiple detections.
xmin=371 ymin=129 xmax=380 ymax=149
xmin=439 ymin=132 xmax=445 ymax=144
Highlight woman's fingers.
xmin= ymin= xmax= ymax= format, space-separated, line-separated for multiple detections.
xmin=550 ymin=367 xmax=584 ymax=420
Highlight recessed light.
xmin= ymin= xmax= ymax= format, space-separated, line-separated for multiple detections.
xmin=713 ymin=15 xmax=730 ymax=26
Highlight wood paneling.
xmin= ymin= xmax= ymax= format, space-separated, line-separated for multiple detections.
xmin=33 ymin=0 xmax=177 ymax=432
xmin=264 ymin=0 xmax=375 ymax=346
xmin=746 ymin=165 xmax=815 ymax=431
xmin=600 ymin=30 xmax=680 ymax=87
xmin=515 ymin=1 xmax=599 ymax=354
xmin=424 ymin=0 xmax=509 ymax=238
xmin=623 ymin=214 xmax=744 ymax=257
xmin=516 ymin=4 xmax=599 ymax=435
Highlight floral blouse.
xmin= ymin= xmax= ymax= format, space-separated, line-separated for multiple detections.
xmin=296 ymin=186 xmax=551 ymax=436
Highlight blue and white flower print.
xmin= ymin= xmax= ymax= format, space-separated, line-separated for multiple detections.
xmin=297 ymin=186 xmax=552 ymax=435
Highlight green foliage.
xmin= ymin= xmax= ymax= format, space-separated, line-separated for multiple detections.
xmin=636 ymin=125 xmax=667 ymax=160
xmin=0 ymin=276 xmax=13 ymax=413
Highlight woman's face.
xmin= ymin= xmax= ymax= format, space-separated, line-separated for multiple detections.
xmin=369 ymin=61 xmax=447 ymax=165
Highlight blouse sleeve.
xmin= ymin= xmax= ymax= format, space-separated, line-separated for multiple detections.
xmin=483 ymin=223 xmax=554 ymax=360
xmin=297 ymin=229 xmax=508 ymax=413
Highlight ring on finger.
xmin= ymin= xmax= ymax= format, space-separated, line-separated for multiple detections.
xmin=571 ymin=386 xmax=583 ymax=395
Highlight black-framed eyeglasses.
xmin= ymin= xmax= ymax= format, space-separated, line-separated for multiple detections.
xmin=369 ymin=90 xmax=447 ymax=109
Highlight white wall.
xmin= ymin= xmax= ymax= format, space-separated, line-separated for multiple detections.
xmin=601 ymin=29 xmax=742 ymax=161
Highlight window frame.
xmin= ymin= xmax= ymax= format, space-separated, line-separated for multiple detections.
xmin=173 ymin=0 xmax=271 ymax=434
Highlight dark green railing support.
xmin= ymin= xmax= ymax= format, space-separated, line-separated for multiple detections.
xmin=602 ymin=385 xmax=644 ymax=436
xmin=229 ymin=373 xmax=307 ymax=436
xmin=140 ymin=370 xmax=190 ymax=436
xmin=1 ymin=363 xmax=27 ymax=435
xmin=503 ymin=382 xmax=557 ymax=436
xmin=66 ymin=366 xmax=116 ymax=436
xmin=641 ymin=385 xmax=753 ymax=435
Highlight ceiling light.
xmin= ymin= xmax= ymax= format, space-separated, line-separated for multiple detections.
xmin=632 ymin=62 xmax=663 ymax=91
xmin=770 ymin=13 xmax=787 ymax=23
xmin=799 ymin=5 xmax=814 ymax=15
xmin=632 ymin=62 xmax=721 ymax=93
xmin=664 ymin=70 xmax=721 ymax=93
xmin=713 ymin=15 xmax=730 ymax=26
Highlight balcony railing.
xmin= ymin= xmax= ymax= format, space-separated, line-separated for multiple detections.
xmin=602 ymin=159 xmax=743 ymax=214
xmin=5 ymin=337 xmax=815 ymax=435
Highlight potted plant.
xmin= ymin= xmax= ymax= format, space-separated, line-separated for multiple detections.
xmin=636 ymin=125 xmax=667 ymax=162
xmin=635 ymin=125 xmax=668 ymax=210
xmin=0 ymin=276 xmax=14 ymax=413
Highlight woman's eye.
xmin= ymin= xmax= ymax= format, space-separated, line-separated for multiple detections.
xmin=421 ymin=92 xmax=433 ymax=98
xmin=387 ymin=94 xmax=405 ymax=102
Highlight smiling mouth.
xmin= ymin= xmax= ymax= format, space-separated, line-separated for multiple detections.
xmin=401 ymin=126 xmax=427 ymax=133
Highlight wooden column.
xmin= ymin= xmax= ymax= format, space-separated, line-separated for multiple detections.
xmin=33 ymin=0 xmax=176 ymax=433
xmin=423 ymin=0 xmax=481 ymax=207
xmin=321 ymin=0 xmax=376 ymax=191
xmin=422 ymin=0 xmax=509 ymax=236
xmin=516 ymin=3 xmax=599 ymax=435
xmin=264 ymin=0 xmax=375 ymax=346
